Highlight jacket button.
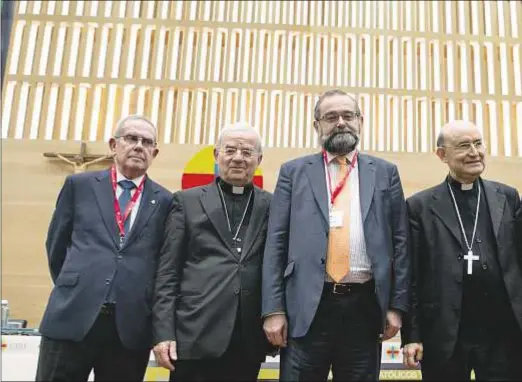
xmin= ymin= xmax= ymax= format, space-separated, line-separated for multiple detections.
xmin=105 ymin=279 xmax=111 ymax=285
xmin=117 ymin=255 xmax=123 ymax=260
xmin=457 ymin=254 xmax=463 ymax=260
xmin=482 ymin=264 xmax=488 ymax=270
xmin=234 ymin=289 xmax=240 ymax=295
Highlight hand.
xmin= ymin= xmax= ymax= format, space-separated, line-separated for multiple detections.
xmin=153 ymin=340 xmax=177 ymax=371
xmin=263 ymin=314 xmax=288 ymax=347
xmin=402 ymin=342 xmax=423 ymax=368
xmin=382 ymin=309 xmax=402 ymax=341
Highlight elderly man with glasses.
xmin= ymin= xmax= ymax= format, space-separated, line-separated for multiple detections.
xmin=152 ymin=123 xmax=274 ymax=381
xmin=36 ymin=115 xmax=172 ymax=381
xmin=402 ymin=120 xmax=522 ymax=381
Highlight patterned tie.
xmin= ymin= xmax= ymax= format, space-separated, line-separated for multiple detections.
xmin=326 ymin=157 xmax=352 ymax=282
xmin=118 ymin=180 xmax=136 ymax=235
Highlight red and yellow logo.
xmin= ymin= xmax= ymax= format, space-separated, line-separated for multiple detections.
xmin=181 ymin=146 xmax=263 ymax=190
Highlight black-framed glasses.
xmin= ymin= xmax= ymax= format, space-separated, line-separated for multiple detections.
xmin=318 ymin=111 xmax=360 ymax=124
xmin=116 ymin=134 xmax=156 ymax=148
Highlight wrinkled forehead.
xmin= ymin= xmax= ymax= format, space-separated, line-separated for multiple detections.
xmin=120 ymin=120 xmax=157 ymax=140
xmin=446 ymin=124 xmax=482 ymax=145
xmin=221 ymin=132 xmax=259 ymax=148
xmin=320 ymin=95 xmax=358 ymax=115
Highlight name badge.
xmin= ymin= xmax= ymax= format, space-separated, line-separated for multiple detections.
xmin=329 ymin=210 xmax=344 ymax=228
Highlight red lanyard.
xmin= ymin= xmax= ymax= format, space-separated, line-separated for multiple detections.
xmin=323 ymin=151 xmax=358 ymax=205
xmin=110 ymin=165 xmax=146 ymax=239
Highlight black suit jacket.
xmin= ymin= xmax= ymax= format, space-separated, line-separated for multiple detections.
xmin=153 ymin=182 xmax=272 ymax=361
xmin=40 ymin=169 xmax=172 ymax=350
xmin=402 ymin=178 xmax=522 ymax=365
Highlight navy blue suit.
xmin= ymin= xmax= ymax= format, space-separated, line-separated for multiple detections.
xmin=37 ymin=169 xmax=172 ymax=380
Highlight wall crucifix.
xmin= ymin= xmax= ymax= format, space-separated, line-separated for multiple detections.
xmin=43 ymin=141 xmax=114 ymax=174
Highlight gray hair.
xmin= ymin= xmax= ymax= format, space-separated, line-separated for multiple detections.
xmin=313 ymin=89 xmax=361 ymax=121
xmin=215 ymin=122 xmax=263 ymax=153
xmin=114 ymin=114 xmax=157 ymax=140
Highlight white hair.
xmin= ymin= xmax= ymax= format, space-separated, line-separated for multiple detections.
xmin=114 ymin=114 xmax=157 ymax=140
xmin=215 ymin=122 xmax=263 ymax=153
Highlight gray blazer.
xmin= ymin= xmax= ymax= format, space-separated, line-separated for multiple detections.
xmin=262 ymin=153 xmax=410 ymax=338
xmin=39 ymin=169 xmax=172 ymax=349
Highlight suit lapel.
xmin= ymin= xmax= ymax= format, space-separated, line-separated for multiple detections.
xmin=305 ymin=153 xmax=329 ymax=225
xmin=482 ymin=179 xmax=505 ymax=239
xmin=240 ymin=188 xmax=270 ymax=261
xmin=358 ymin=154 xmax=376 ymax=222
xmin=122 ymin=179 xmax=160 ymax=248
xmin=92 ymin=170 xmax=119 ymax=248
xmin=429 ymin=182 xmax=462 ymax=245
xmin=201 ymin=183 xmax=237 ymax=257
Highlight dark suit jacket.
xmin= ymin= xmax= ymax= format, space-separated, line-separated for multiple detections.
xmin=402 ymin=179 xmax=522 ymax=365
xmin=39 ymin=169 xmax=172 ymax=350
xmin=153 ymin=182 xmax=272 ymax=361
xmin=262 ymin=153 xmax=410 ymax=338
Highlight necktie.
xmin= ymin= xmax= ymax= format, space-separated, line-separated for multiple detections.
xmin=118 ymin=180 xmax=136 ymax=235
xmin=326 ymin=157 xmax=351 ymax=282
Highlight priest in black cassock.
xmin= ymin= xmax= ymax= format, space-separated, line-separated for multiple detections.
xmin=401 ymin=120 xmax=522 ymax=381
xmin=151 ymin=123 xmax=273 ymax=381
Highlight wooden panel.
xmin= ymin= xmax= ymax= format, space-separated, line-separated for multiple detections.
xmin=3 ymin=0 xmax=521 ymax=154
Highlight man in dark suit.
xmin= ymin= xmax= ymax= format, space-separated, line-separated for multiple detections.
xmin=152 ymin=123 xmax=272 ymax=381
xmin=262 ymin=89 xmax=410 ymax=381
xmin=36 ymin=115 xmax=172 ymax=381
xmin=402 ymin=120 xmax=522 ymax=381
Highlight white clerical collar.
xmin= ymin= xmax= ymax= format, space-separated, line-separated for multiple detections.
xmin=116 ymin=168 xmax=145 ymax=188
xmin=325 ymin=150 xmax=357 ymax=165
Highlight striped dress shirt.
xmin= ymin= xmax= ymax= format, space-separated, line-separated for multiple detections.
xmin=324 ymin=151 xmax=372 ymax=283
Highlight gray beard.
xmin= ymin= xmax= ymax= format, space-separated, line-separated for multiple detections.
xmin=322 ymin=131 xmax=359 ymax=155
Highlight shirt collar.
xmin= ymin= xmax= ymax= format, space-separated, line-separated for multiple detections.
xmin=325 ymin=150 xmax=357 ymax=165
xmin=116 ymin=168 xmax=145 ymax=188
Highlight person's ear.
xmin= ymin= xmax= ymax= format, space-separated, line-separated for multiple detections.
xmin=436 ymin=147 xmax=448 ymax=163
xmin=109 ymin=137 xmax=117 ymax=153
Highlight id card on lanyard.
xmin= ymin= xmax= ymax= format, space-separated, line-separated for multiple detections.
xmin=110 ymin=166 xmax=146 ymax=245
xmin=323 ymin=151 xmax=357 ymax=228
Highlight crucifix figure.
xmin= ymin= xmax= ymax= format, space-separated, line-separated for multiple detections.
xmin=43 ymin=141 xmax=114 ymax=173
xmin=463 ymin=250 xmax=479 ymax=275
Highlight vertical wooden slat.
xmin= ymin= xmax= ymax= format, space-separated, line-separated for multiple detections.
xmin=7 ymin=83 xmax=21 ymax=138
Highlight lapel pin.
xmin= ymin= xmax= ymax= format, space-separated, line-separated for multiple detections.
xmin=151 ymin=200 xmax=156 ymax=204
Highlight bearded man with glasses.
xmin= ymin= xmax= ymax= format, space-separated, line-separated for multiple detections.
xmin=402 ymin=120 xmax=522 ymax=381
xmin=262 ymin=89 xmax=410 ymax=381
xmin=36 ymin=115 xmax=172 ymax=381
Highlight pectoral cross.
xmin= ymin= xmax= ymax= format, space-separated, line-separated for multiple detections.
xmin=463 ymin=250 xmax=479 ymax=275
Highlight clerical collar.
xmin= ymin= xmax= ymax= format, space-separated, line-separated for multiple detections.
xmin=447 ymin=175 xmax=478 ymax=193
xmin=217 ymin=178 xmax=253 ymax=195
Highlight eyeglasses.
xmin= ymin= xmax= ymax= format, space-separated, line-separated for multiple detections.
xmin=318 ymin=111 xmax=360 ymax=124
xmin=116 ymin=134 xmax=156 ymax=149
xmin=220 ymin=147 xmax=258 ymax=159
xmin=442 ymin=140 xmax=486 ymax=154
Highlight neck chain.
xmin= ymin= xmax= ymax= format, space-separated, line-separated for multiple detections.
xmin=447 ymin=181 xmax=481 ymax=257
xmin=217 ymin=184 xmax=253 ymax=243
